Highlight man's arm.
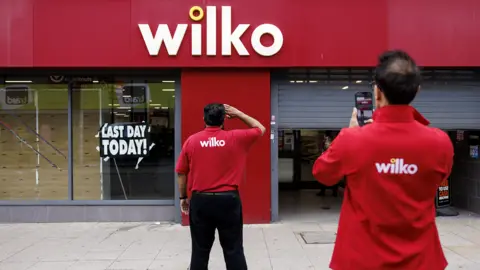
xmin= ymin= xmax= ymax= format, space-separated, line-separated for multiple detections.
xmin=175 ymin=140 xmax=190 ymax=198
xmin=177 ymin=174 xmax=187 ymax=198
xmin=233 ymin=112 xmax=265 ymax=150
xmin=440 ymin=131 xmax=454 ymax=182
xmin=225 ymin=104 xmax=265 ymax=150
xmin=312 ymin=129 xmax=350 ymax=186
xmin=225 ymin=104 xmax=266 ymax=135
xmin=237 ymin=112 xmax=266 ymax=135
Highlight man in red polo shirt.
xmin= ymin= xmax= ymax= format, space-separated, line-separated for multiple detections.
xmin=176 ymin=103 xmax=265 ymax=270
xmin=312 ymin=50 xmax=453 ymax=270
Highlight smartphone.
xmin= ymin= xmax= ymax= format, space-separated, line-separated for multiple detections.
xmin=354 ymin=92 xmax=374 ymax=126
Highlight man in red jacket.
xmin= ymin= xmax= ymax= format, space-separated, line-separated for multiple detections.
xmin=312 ymin=50 xmax=453 ymax=270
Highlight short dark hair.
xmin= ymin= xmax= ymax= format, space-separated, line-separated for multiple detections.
xmin=204 ymin=103 xmax=225 ymax=126
xmin=373 ymin=50 xmax=422 ymax=105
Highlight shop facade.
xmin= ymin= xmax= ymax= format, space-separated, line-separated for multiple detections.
xmin=0 ymin=0 xmax=479 ymax=224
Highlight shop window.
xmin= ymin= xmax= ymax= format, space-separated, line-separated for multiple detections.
xmin=0 ymin=81 xmax=69 ymax=200
xmin=72 ymin=79 xmax=175 ymax=200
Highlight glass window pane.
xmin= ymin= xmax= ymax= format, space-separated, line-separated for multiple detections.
xmin=73 ymin=79 xmax=175 ymax=200
xmin=0 ymin=81 xmax=69 ymax=200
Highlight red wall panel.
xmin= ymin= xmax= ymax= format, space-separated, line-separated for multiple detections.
xmin=388 ymin=0 xmax=480 ymax=66
xmin=180 ymin=70 xmax=271 ymax=224
xmin=33 ymin=0 xmax=131 ymax=67
xmin=0 ymin=0 xmax=33 ymax=67
xmin=0 ymin=0 xmax=479 ymax=67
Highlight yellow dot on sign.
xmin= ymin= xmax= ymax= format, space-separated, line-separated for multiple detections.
xmin=189 ymin=6 xmax=204 ymax=22
xmin=390 ymin=158 xmax=396 ymax=164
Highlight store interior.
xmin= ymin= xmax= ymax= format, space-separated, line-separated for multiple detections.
xmin=277 ymin=129 xmax=480 ymax=221
xmin=0 ymin=79 xmax=176 ymax=201
xmin=278 ymin=129 xmax=343 ymax=222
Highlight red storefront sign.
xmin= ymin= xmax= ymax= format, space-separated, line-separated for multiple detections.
xmin=1 ymin=0 xmax=479 ymax=67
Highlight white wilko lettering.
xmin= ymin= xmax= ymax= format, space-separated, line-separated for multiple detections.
xmin=375 ymin=158 xmax=418 ymax=175
xmin=200 ymin=137 xmax=226 ymax=148
xmin=139 ymin=6 xmax=284 ymax=57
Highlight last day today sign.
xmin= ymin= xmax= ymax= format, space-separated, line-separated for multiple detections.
xmin=99 ymin=123 xmax=150 ymax=158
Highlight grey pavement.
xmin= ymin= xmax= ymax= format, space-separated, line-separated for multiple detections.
xmin=0 ymin=212 xmax=479 ymax=270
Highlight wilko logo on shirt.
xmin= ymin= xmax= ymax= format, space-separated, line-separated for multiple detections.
xmin=375 ymin=158 xmax=418 ymax=175
xmin=200 ymin=137 xmax=226 ymax=148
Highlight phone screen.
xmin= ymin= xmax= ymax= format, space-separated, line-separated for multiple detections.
xmin=355 ymin=92 xmax=373 ymax=111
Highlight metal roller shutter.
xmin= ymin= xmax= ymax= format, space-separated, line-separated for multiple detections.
xmin=278 ymin=83 xmax=370 ymax=129
xmin=275 ymin=69 xmax=480 ymax=130
xmin=412 ymin=84 xmax=480 ymax=130
xmin=278 ymin=83 xmax=480 ymax=130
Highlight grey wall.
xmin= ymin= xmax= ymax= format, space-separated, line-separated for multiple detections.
xmin=450 ymin=132 xmax=480 ymax=214
xmin=0 ymin=205 xmax=175 ymax=223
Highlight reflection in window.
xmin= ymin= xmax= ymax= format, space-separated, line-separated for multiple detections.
xmin=73 ymin=80 xmax=175 ymax=200
xmin=0 ymin=81 xmax=69 ymax=200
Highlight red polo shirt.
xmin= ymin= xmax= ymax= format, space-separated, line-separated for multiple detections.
xmin=313 ymin=105 xmax=453 ymax=270
xmin=176 ymin=127 xmax=262 ymax=193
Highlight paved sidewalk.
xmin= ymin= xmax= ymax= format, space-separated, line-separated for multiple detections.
xmin=0 ymin=212 xmax=479 ymax=270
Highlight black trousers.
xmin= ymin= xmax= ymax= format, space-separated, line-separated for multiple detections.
xmin=189 ymin=191 xmax=247 ymax=270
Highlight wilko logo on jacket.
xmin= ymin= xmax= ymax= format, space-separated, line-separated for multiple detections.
xmin=375 ymin=158 xmax=418 ymax=175
xmin=200 ymin=137 xmax=226 ymax=148
xmin=138 ymin=6 xmax=283 ymax=57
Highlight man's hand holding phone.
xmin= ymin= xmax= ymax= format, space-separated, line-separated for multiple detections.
xmin=349 ymin=107 xmax=373 ymax=128
xmin=352 ymin=91 xmax=374 ymax=128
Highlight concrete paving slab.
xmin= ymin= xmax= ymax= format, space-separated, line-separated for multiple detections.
xmin=0 ymin=212 xmax=478 ymax=269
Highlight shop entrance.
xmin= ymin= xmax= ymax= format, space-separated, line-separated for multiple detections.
xmin=270 ymin=76 xmax=370 ymax=222
xmin=270 ymin=69 xmax=480 ymax=221
xmin=277 ymin=129 xmax=343 ymax=222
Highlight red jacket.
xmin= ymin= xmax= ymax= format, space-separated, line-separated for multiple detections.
xmin=312 ymin=105 xmax=453 ymax=270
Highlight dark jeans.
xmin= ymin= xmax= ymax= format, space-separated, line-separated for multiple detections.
xmin=189 ymin=191 xmax=247 ymax=270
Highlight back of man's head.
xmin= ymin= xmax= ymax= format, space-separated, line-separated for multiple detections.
xmin=374 ymin=50 xmax=422 ymax=105
xmin=204 ymin=103 xmax=225 ymax=127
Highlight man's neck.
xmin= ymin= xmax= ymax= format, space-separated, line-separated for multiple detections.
xmin=205 ymin=125 xmax=223 ymax=129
